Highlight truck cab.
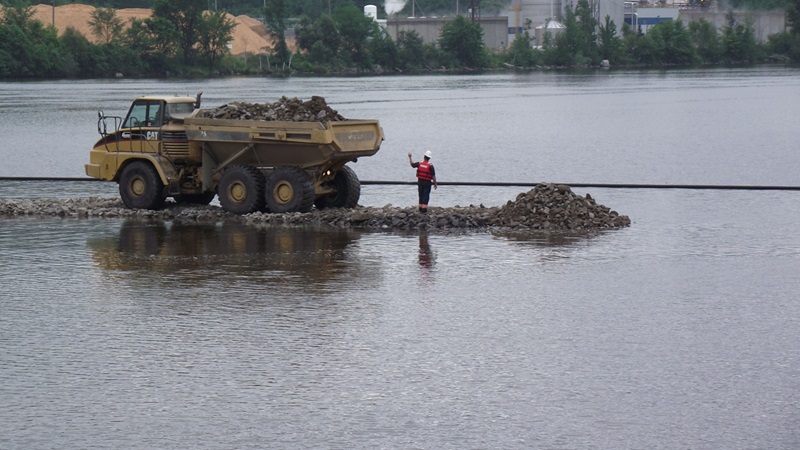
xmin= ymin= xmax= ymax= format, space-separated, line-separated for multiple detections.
xmin=85 ymin=95 xmax=200 ymax=181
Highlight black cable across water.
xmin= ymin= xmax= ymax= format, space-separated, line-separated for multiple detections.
xmin=1 ymin=177 xmax=799 ymax=191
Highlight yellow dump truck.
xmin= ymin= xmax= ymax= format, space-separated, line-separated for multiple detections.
xmin=85 ymin=94 xmax=384 ymax=214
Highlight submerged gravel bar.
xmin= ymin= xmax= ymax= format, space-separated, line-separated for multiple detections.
xmin=0 ymin=183 xmax=631 ymax=233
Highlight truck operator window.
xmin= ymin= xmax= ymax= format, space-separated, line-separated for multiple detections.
xmin=124 ymin=101 xmax=163 ymax=128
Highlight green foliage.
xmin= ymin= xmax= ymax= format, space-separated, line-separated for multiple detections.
xmin=295 ymin=14 xmax=342 ymax=69
xmin=152 ymin=0 xmax=205 ymax=63
xmin=89 ymin=7 xmax=124 ymax=45
xmin=395 ymin=29 xmax=431 ymax=70
xmin=333 ymin=5 xmax=378 ymax=68
xmin=721 ymin=11 xmax=761 ymax=63
xmin=125 ymin=16 xmax=180 ymax=73
xmin=368 ymin=27 xmax=399 ymax=70
xmin=689 ymin=19 xmax=722 ymax=63
xmin=647 ymin=20 xmax=697 ymax=64
xmin=2 ymin=0 xmax=799 ymax=78
xmin=598 ymin=15 xmax=622 ymax=62
xmin=542 ymin=0 xmax=599 ymax=67
xmin=197 ymin=10 xmax=237 ymax=71
xmin=506 ymin=31 xmax=540 ymax=67
xmin=1 ymin=0 xmax=35 ymax=31
xmin=439 ymin=15 xmax=486 ymax=68
xmin=0 ymin=1 xmax=75 ymax=78
xmin=264 ymin=0 xmax=290 ymax=65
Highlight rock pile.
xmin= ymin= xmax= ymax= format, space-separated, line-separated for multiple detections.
xmin=0 ymin=184 xmax=630 ymax=234
xmin=490 ymin=183 xmax=631 ymax=231
xmin=196 ymin=96 xmax=346 ymax=122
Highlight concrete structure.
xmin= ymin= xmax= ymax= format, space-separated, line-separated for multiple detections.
xmin=385 ymin=16 xmax=512 ymax=50
xmin=509 ymin=0 xmax=625 ymax=44
xmin=625 ymin=6 xmax=680 ymax=33
xmin=622 ymin=4 xmax=786 ymax=43
xmin=679 ymin=10 xmax=786 ymax=43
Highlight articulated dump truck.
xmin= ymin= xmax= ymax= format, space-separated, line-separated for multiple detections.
xmin=85 ymin=94 xmax=384 ymax=214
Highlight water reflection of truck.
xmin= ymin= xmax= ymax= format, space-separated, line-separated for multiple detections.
xmin=85 ymin=94 xmax=384 ymax=214
xmin=89 ymin=220 xmax=367 ymax=286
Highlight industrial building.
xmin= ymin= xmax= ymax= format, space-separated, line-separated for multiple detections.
xmin=367 ymin=0 xmax=785 ymax=52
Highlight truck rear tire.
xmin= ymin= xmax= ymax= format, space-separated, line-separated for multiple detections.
xmin=218 ymin=165 xmax=265 ymax=215
xmin=265 ymin=167 xmax=315 ymax=213
xmin=119 ymin=160 xmax=166 ymax=210
xmin=314 ymin=165 xmax=361 ymax=210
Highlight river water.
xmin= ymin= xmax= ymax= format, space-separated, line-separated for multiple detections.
xmin=1 ymin=68 xmax=800 ymax=449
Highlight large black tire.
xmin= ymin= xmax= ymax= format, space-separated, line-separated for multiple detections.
xmin=174 ymin=192 xmax=216 ymax=205
xmin=119 ymin=160 xmax=166 ymax=210
xmin=218 ymin=165 xmax=265 ymax=215
xmin=265 ymin=167 xmax=315 ymax=213
xmin=314 ymin=165 xmax=361 ymax=210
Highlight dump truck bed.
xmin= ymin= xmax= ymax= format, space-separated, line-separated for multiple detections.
xmin=183 ymin=116 xmax=384 ymax=169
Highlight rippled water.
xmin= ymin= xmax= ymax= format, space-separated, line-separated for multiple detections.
xmin=2 ymin=68 xmax=800 ymax=449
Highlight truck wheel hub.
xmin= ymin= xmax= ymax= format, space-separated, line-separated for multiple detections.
xmin=229 ymin=182 xmax=247 ymax=203
xmin=131 ymin=177 xmax=146 ymax=196
xmin=274 ymin=181 xmax=293 ymax=204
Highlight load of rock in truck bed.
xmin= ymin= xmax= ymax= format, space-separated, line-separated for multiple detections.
xmin=196 ymin=96 xmax=346 ymax=122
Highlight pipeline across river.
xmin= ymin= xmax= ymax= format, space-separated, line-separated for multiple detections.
xmin=2 ymin=177 xmax=800 ymax=191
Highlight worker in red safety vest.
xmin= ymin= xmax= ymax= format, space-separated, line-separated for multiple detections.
xmin=408 ymin=150 xmax=438 ymax=213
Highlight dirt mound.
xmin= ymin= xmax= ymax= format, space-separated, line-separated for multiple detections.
xmin=491 ymin=183 xmax=631 ymax=231
xmin=29 ymin=4 xmax=273 ymax=55
xmin=197 ymin=96 xmax=347 ymax=122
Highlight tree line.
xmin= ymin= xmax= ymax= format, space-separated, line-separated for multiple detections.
xmin=1 ymin=0 xmax=800 ymax=79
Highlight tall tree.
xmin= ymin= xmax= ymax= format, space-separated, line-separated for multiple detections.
xmin=597 ymin=15 xmax=622 ymax=62
xmin=295 ymin=14 xmax=341 ymax=67
xmin=152 ymin=0 xmax=205 ymax=64
xmin=333 ymin=4 xmax=377 ymax=67
xmin=439 ymin=15 xmax=485 ymax=68
xmin=689 ymin=19 xmax=721 ymax=63
xmin=264 ymin=0 xmax=290 ymax=65
xmin=721 ymin=10 xmax=759 ymax=63
xmin=125 ymin=16 xmax=179 ymax=72
xmin=0 ymin=0 xmax=35 ymax=32
xmin=197 ymin=10 xmax=236 ymax=71
xmin=89 ymin=7 xmax=124 ymax=45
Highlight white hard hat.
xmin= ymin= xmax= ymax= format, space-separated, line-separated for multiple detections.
xmin=424 ymin=150 xmax=432 ymax=159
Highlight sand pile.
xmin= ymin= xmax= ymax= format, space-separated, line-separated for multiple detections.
xmin=29 ymin=3 xmax=277 ymax=55
xmin=197 ymin=96 xmax=347 ymax=122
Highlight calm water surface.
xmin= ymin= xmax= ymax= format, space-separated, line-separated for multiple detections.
xmin=2 ymin=68 xmax=800 ymax=449
xmin=2 ymin=66 xmax=800 ymax=184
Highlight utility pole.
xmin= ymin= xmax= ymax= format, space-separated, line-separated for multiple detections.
xmin=52 ymin=1 xmax=55 ymax=27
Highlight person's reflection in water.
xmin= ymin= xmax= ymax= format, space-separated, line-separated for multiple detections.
xmin=418 ymin=232 xmax=436 ymax=283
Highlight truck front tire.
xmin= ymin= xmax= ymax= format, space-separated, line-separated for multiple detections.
xmin=265 ymin=167 xmax=315 ymax=213
xmin=218 ymin=165 xmax=265 ymax=215
xmin=314 ymin=165 xmax=361 ymax=209
xmin=119 ymin=160 xmax=166 ymax=210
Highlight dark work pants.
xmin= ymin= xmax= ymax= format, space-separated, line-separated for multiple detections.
xmin=418 ymin=180 xmax=432 ymax=208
